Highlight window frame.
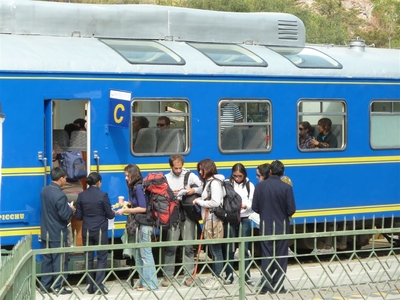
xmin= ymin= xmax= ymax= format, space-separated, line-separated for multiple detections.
xmin=131 ymin=98 xmax=190 ymax=156
xmin=218 ymin=99 xmax=272 ymax=154
xmin=370 ymin=100 xmax=400 ymax=150
xmin=188 ymin=42 xmax=267 ymax=67
xmin=100 ymin=39 xmax=185 ymax=65
xmin=297 ymin=99 xmax=347 ymax=151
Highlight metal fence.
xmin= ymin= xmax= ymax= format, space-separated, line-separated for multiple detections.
xmin=1 ymin=216 xmax=400 ymax=300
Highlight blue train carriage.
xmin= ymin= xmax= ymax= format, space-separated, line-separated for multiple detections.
xmin=0 ymin=0 xmax=399 ymax=257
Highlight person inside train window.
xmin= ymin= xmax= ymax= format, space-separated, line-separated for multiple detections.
xmin=299 ymin=121 xmax=315 ymax=149
xmin=156 ymin=116 xmax=171 ymax=130
xmin=220 ymin=102 xmax=243 ymax=133
xmin=132 ymin=116 xmax=149 ymax=147
xmin=73 ymin=118 xmax=87 ymax=131
xmin=310 ymin=118 xmax=338 ymax=148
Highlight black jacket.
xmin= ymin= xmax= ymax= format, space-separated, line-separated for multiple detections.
xmin=252 ymin=176 xmax=296 ymax=236
xmin=75 ymin=186 xmax=115 ymax=237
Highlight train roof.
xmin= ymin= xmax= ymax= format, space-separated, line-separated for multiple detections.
xmin=0 ymin=0 xmax=399 ymax=79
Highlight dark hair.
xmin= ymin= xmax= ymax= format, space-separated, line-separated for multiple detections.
xmin=158 ymin=116 xmax=171 ymax=125
xmin=73 ymin=118 xmax=86 ymax=129
xmin=169 ymin=154 xmax=184 ymax=167
xmin=270 ymin=160 xmax=284 ymax=177
xmin=51 ymin=167 xmax=67 ymax=181
xmin=197 ymin=158 xmax=217 ymax=181
xmin=64 ymin=123 xmax=79 ymax=138
xmin=135 ymin=116 xmax=149 ymax=129
xmin=299 ymin=121 xmax=315 ymax=136
xmin=230 ymin=163 xmax=247 ymax=187
xmin=257 ymin=163 xmax=271 ymax=180
xmin=318 ymin=118 xmax=332 ymax=132
xmin=86 ymin=172 xmax=102 ymax=186
xmin=124 ymin=164 xmax=143 ymax=187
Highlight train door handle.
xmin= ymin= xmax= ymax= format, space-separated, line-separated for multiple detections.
xmin=38 ymin=151 xmax=48 ymax=186
xmin=93 ymin=150 xmax=100 ymax=173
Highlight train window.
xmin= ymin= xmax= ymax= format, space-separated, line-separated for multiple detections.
xmin=268 ymin=46 xmax=342 ymax=69
xmin=219 ymin=100 xmax=271 ymax=153
xmin=188 ymin=43 xmax=267 ymax=67
xmin=298 ymin=100 xmax=346 ymax=150
xmin=100 ymin=39 xmax=185 ymax=65
xmin=131 ymin=99 xmax=189 ymax=155
xmin=370 ymin=100 xmax=400 ymax=149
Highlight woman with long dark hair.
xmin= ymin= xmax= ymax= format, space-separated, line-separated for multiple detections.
xmin=299 ymin=121 xmax=315 ymax=149
xmin=115 ymin=164 xmax=158 ymax=291
xmin=193 ymin=158 xmax=225 ymax=290
xmin=224 ymin=163 xmax=255 ymax=285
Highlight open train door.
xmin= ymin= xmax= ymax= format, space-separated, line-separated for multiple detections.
xmin=44 ymin=99 xmax=90 ymax=247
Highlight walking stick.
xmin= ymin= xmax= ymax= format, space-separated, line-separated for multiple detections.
xmin=193 ymin=208 xmax=209 ymax=278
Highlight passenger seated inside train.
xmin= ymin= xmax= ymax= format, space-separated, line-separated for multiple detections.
xmin=299 ymin=121 xmax=315 ymax=149
xmin=156 ymin=116 xmax=171 ymax=130
xmin=310 ymin=118 xmax=338 ymax=148
xmin=64 ymin=118 xmax=86 ymax=138
xmin=132 ymin=116 xmax=149 ymax=150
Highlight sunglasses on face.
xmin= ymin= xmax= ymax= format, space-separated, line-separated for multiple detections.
xmin=256 ymin=174 xmax=261 ymax=178
xmin=233 ymin=174 xmax=243 ymax=178
xmin=156 ymin=123 xmax=166 ymax=127
xmin=299 ymin=127 xmax=305 ymax=131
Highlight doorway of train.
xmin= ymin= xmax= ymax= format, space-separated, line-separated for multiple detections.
xmin=44 ymin=98 xmax=90 ymax=248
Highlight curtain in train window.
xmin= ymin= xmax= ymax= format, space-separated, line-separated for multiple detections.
xmin=370 ymin=101 xmax=400 ymax=149
xmin=131 ymin=99 xmax=189 ymax=156
xmin=219 ymin=100 xmax=271 ymax=153
xmin=298 ymin=100 xmax=346 ymax=150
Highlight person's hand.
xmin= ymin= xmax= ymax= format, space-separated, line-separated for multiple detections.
xmin=310 ymin=139 xmax=319 ymax=147
xmin=186 ymin=188 xmax=195 ymax=196
xmin=115 ymin=209 xmax=124 ymax=216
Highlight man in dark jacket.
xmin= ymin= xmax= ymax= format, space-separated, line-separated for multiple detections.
xmin=40 ymin=167 xmax=75 ymax=295
xmin=252 ymin=160 xmax=296 ymax=294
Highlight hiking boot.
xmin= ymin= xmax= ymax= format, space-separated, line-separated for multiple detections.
xmin=161 ymin=278 xmax=171 ymax=287
xmin=184 ymin=278 xmax=194 ymax=287
xmin=202 ymin=277 xmax=221 ymax=290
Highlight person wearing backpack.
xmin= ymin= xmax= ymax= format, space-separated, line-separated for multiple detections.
xmin=223 ymin=163 xmax=255 ymax=286
xmin=193 ymin=158 xmax=226 ymax=290
xmin=252 ymin=160 xmax=296 ymax=295
xmin=115 ymin=164 xmax=158 ymax=291
xmin=162 ymin=155 xmax=203 ymax=288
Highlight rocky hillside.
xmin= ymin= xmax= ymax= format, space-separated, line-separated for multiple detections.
xmin=298 ymin=0 xmax=375 ymax=28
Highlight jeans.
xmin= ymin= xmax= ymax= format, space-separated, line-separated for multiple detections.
xmin=133 ymin=225 xmax=158 ymax=290
xmin=164 ymin=217 xmax=196 ymax=278
xmin=209 ymin=243 xmax=224 ymax=278
xmin=223 ymin=218 xmax=252 ymax=281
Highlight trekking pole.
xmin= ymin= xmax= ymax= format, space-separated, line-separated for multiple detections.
xmin=193 ymin=208 xmax=208 ymax=278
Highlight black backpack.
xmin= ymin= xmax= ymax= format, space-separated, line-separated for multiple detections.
xmin=181 ymin=171 xmax=202 ymax=222
xmin=211 ymin=179 xmax=242 ymax=224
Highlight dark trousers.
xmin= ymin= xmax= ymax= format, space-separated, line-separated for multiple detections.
xmin=260 ymin=239 xmax=288 ymax=292
xmin=83 ymin=230 xmax=108 ymax=292
xmin=40 ymin=240 xmax=69 ymax=291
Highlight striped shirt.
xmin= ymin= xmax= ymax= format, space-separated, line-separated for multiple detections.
xmin=221 ymin=103 xmax=243 ymax=132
